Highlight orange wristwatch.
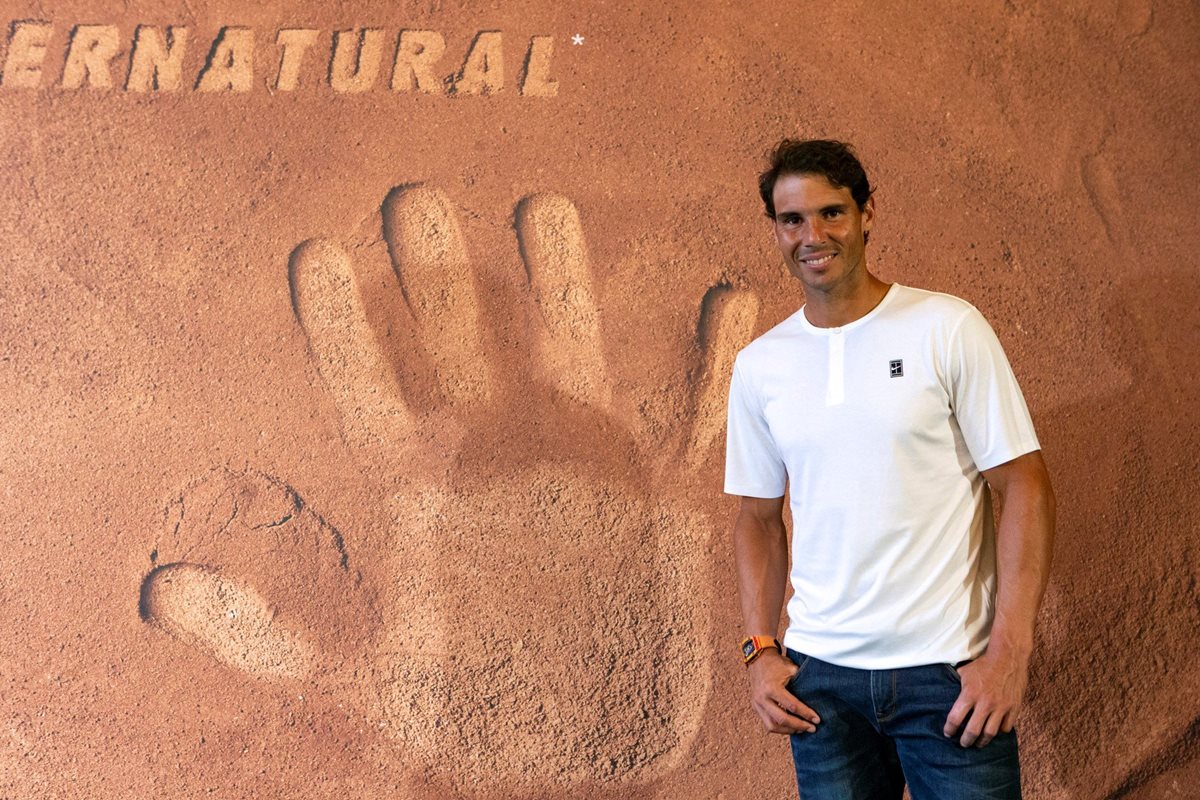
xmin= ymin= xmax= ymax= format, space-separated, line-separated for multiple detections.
xmin=740 ymin=635 xmax=783 ymax=666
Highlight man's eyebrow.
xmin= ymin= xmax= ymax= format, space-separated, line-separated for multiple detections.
xmin=777 ymin=203 xmax=846 ymax=217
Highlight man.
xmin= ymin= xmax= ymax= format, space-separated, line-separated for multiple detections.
xmin=725 ymin=139 xmax=1055 ymax=799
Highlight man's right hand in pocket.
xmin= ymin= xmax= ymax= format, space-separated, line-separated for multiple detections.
xmin=748 ymin=650 xmax=821 ymax=734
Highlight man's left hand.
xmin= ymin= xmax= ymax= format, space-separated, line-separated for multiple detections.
xmin=942 ymin=650 xmax=1029 ymax=748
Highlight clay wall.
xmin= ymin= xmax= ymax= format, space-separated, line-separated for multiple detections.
xmin=1 ymin=1 xmax=1196 ymax=797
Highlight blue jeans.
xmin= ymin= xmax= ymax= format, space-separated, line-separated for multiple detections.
xmin=785 ymin=648 xmax=1021 ymax=800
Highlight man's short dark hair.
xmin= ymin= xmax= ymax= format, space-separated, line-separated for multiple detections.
xmin=758 ymin=139 xmax=874 ymax=220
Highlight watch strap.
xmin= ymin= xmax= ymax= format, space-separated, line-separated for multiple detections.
xmin=741 ymin=635 xmax=783 ymax=665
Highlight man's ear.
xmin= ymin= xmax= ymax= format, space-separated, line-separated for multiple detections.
xmin=861 ymin=195 xmax=876 ymax=234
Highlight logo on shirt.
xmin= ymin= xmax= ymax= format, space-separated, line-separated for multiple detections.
xmin=889 ymin=359 xmax=904 ymax=378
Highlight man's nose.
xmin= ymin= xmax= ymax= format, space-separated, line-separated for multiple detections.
xmin=801 ymin=220 xmax=826 ymax=245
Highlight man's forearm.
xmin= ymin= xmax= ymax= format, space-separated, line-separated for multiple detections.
xmin=987 ymin=462 xmax=1056 ymax=657
xmin=732 ymin=503 xmax=790 ymax=636
xmin=733 ymin=499 xmax=821 ymax=735
xmin=944 ymin=454 xmax=1056 ymax=745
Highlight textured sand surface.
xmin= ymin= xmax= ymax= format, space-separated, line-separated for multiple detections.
xmin=1 ymin=1 xmax=1197 ymax=797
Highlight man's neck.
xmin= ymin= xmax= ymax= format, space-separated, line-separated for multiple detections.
xmin=803 ymin=274 xmax=892 ymax=328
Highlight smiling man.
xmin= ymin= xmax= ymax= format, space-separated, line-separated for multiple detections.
xmin=725 ymin=139 xmax=1056 ymax=799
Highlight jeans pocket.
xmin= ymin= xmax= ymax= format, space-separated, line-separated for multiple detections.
xmin=787 ymin=652 xmax=812 ymax=692
xmin=940 ymin=662 xmax=969 ymax=686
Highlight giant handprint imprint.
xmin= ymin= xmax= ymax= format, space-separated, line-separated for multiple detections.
xmin=139 ymin=185 xmax=758 ymax=792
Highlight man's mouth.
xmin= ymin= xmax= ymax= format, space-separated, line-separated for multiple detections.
xmin=798 ymin=252 xmax=835 ymax=266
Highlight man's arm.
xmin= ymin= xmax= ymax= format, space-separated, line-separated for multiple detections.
xmin=733 ymin=495 xmax=820 ymax=735
xmin=944 ymin=449 xmax=1056 ymax=747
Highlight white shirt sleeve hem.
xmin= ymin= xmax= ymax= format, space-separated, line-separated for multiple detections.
xmin=973 ymin=439 xmax=1042 ymax=473
xmin=723 ymin=482 xmax=786 ymax=499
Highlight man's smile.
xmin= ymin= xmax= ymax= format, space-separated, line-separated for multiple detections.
xmin=797 ymin=251 xmax=836 ymax=267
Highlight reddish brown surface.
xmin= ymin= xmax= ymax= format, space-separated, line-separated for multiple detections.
xmin=1 ymin=1 xmax=1197 ymax=797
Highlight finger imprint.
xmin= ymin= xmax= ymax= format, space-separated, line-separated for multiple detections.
xmin=383 ymin=185 xmax=492 ymax=406
xmin=685 ymin=285 xmax=759 ymax=469
xmin=289 ymin=238 xmax=414 ymax=444
xmin=515 ymin=193 xmax=611 ymax=411
xmin=141 ymin=563 xmax=314 ymax=679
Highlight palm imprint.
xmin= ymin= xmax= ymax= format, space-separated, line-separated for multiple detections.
xmin=140 ymin=184 xmax=758 ymax=793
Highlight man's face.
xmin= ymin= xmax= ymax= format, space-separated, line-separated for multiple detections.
xmin=771 ymin=173 xmax=874 ymax=295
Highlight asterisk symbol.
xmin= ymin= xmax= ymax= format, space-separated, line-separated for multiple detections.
xmin=571 ymin=34 xmax=584 ymax=45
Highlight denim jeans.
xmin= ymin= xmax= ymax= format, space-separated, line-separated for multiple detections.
xmin=785 ymin=648 xmax=1021 ymax=800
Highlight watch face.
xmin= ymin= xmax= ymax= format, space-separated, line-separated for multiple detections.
xmin=742 ymin=640 xmax=755 ymax=659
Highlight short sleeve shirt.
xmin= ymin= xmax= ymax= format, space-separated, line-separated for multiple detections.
xmin=724 ymin=284 xmax=1040 ymax=669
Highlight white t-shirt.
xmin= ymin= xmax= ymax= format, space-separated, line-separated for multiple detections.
xmin=724 ymin=283 xmax=1040 ymax=669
